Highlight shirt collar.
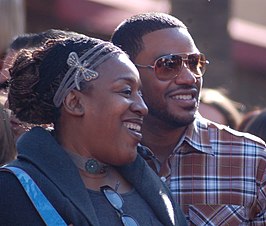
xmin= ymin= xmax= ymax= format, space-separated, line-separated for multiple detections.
xmin=174 ymin=115 xmax=223 ymax=155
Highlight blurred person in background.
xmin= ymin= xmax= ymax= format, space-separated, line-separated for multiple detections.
xmin=0 ymin=103 xmax=17 ymax=166
xmin=198 ymin=88 xmax=243 ymax=129
xmin=0 ymin=0 xmax=25 ymax=74
xmin=1 ymin=82 xmax=29 ymax=142
xmin=242 ymin=108 xmax=266 ymax=142
xmin=238 ymin=108 xmax=262 ymax=132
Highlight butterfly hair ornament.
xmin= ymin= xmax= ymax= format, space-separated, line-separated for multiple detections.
xmin=53 ymin=41 xmax=124 ymax=107
xmin=67 ymin=52 xmax=99 ymax=89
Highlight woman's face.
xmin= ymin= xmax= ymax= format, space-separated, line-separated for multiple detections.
xmin=80 ymin=54 xmax=148 ymax=166
xmin=3 ymin=99 xmax=28 ymax=142
xmin=0 ymin=49 xmax=16 ymax=84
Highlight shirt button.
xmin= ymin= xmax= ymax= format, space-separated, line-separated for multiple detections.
xmin=160 ymin=176 xmax=166 ymax=182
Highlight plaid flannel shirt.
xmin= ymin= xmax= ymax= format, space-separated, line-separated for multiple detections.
xmin=161 ymin=116 xmax=266 ymax=226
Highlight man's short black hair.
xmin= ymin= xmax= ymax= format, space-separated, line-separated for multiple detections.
xmin=111 ymin=12 xmax=187 ymax=61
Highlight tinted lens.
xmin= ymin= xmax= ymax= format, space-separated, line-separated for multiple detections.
xmin=187 ymin=53 xmax=207 ymax=77
xmin=154 ymin=53 xmax=207 ymax=80
xmin=102 ymin=188 xmax=123 ymax=209
xmin=137 ymin=144 xmax=160 ymax=174
xmin=121 ymin=215 xmax=139 ymax=226
xmin=101 ymin=186 xmax=140 ymax=226
xmin=154 ymin=55 xmax=183 ymax=81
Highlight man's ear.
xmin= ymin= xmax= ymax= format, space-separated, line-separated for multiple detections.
xmin=63 ymin=90 xmax=84 ymax=116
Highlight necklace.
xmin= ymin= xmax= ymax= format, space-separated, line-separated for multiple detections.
xmin=66 ymin=151 xmax=109 ymax=174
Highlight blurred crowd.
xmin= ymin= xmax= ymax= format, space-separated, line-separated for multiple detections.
xmin=0 ymin=0 xmax=266 ymax=225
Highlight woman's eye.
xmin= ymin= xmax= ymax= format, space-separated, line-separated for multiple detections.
xmin=122 ymin=89 xmax=132 ymax=96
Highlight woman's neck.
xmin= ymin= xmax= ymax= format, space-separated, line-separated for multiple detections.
xmin=65 ymin=150 xmax=132 ymax=193
xmin=79 ymin=166 xmax=132 ymax=193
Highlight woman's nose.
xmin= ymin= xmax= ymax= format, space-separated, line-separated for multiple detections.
xmin=132 ymin=94 xmax=148 ymax=116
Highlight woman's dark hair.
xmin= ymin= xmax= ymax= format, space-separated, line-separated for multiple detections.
xmin=8 ymin=32 xmax=120 ymax=125
xmin=0 ymin=29 xmax=83 ymax=88
xmin=243 ymin=109 xmax=266 ymax=142
xmin=111 ymin=12 xmax=187 ymax=61
xmin=10 ymin=29 xmax=83 ymax=51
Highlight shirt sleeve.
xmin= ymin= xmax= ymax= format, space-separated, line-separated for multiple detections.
xmin=252 ymin=156 xmax=266 ymax=225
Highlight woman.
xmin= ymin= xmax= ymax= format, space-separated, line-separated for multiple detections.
xmin=0 ymin=32 xmax=186 ymax=225
xmin=0 ymin=103 xmax=17 ymax=166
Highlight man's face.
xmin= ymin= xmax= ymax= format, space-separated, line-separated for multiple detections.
xmin=135 ymin=28 xmax=203 ymax=128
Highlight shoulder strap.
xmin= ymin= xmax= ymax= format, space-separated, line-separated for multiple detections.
xmin=1 ymin=166 xmax=67 ymax=226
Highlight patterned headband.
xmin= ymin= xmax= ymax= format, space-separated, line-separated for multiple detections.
xmin=53 ymin=42 xmax=124 ymax=107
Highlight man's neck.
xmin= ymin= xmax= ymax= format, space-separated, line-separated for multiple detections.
xmin=141 ymin=121 xmax=187 ymax=163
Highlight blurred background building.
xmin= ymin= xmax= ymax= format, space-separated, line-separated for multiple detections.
xmin=1 ymin=0 xmax=266 ymax=112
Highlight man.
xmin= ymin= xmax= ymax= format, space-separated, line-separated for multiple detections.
xmin=111 ymin=12 xmax=266 ymax=225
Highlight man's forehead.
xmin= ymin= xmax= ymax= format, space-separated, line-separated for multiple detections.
xmin=139 ymin=28 xmax=197 ymax=58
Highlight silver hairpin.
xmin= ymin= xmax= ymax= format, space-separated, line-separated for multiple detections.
xmin=67 ymin=52 xmax=98 ymax=90
xmin=53 ymin=42 xmax=124 ymax=107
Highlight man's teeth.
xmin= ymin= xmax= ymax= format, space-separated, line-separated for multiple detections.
xmin=172 ymin=94 xmax=192 ymax=100
xmin=124 ymin=122 xmax=141 ymax=132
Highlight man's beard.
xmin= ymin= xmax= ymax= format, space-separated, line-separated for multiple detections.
xmin=148 ymin=105 xmax=196 ymax=129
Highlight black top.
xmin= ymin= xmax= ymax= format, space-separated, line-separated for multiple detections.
xmin=88 ymin=188 xmax=164 ymax=226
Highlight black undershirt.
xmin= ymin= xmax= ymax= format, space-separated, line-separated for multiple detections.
xmin=88 ymin=188 xmax=164 ymax=226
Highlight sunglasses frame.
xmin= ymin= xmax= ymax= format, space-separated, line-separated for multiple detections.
xmin=135 ymin=52 xmax=209 ymax=81
xmin=100 ymin=185 xmax=140 ymax=226
xmin=137 ymin=144 xmax=161 ymax=174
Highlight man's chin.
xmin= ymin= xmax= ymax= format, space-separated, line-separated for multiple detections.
xmin=160 ymin=113 xmax=196 ymax=129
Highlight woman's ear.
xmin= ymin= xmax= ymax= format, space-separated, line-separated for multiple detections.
xmin=63 ymin=90 xmax=84 ymax=116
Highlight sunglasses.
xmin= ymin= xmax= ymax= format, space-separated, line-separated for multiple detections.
xmin=135 ymin=53 xmax=209 ymax=81
xmin=100 ymin=185 xmax=140 ymax=226
xmin=137 ymin=144 xmax=161 ymax=175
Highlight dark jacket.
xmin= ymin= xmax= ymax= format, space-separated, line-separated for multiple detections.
xmin=0 ymin=127 xmax=187 ymax=226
